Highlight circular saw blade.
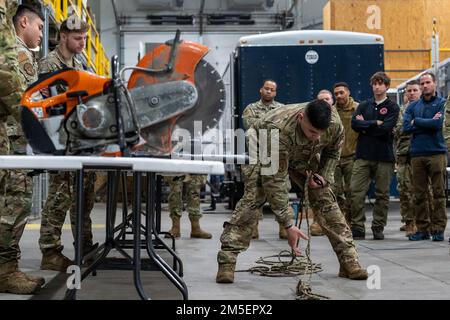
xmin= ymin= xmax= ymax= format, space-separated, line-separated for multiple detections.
xmin=139 ymin=59 xmax=226 ymax=155
xmin=175 ymin=59 xmax=225 ymax=135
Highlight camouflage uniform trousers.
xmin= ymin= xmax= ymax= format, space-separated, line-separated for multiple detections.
xmin=164 ymin=174 xmax=207 ymax=219
xmin=1 ymin=0 xmax=31 ymax=266
xmin=0 ymin=0 xmax=25 ymax=124
xmin=218 ymin=164 xmax=359 ymax=266
xmin=397 ymin=155 xmax=434 ymax=225
xmin=38 ymin=171 xmax=96 ymax=252
xmin=241 ymin=164 xmax=267 ymax=220
xmin=240 ymin=164 xmax=291 ymax=221
xmin=396 ymin=156 xmax=414 ymax=225
xmin=333 ymin=155 xmax=354 ymax=223
xmin=0 ymin=120 xmax=32 ymax=264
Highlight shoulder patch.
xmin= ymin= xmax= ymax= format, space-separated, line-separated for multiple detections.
xmin=18 ymin=51 xmax=28 ymax=63
xmin=23 ymin=62 xmax=36 ymax=76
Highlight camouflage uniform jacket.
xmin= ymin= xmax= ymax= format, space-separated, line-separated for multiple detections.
xmin=0 ymin=0 xmax=26 ymax=122
xmin=38 ymin=45 xmax=84 ymax=73
xmin=253 ymin=103 xmax=344 ymax=223
xmin=255 ymin=103 xmax=343 ymax=182
xmin=38 ymin=45 xmax=84 ymax=95
xmin=6 ymin=36 xmax=39 ymax=142
xmin=394 ymin=103 xmax=412 ymax=157
xmin=444 ymin=94 xmax=450 ymax=151
xmin=334 ymin=97 xmax=359 ymax=158
xmin=242 ymin=100 xmax=283 ymax=130
xmin=16 ymin=35 xmax=38 ymax=85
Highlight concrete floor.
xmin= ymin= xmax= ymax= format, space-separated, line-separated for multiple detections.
xmin=1 ymin=200 xmax=450 ymax=300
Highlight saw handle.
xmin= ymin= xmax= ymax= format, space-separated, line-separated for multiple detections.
xmin=22 ymin=69 xmax=76 ymax=107
xmin=21 ymin=69 xmax=110 ymax=118
xmin=67 ymin=90 xmax=89 ymax=105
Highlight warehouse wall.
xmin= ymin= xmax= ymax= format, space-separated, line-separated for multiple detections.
xmin=323 ymin=0 xmax=450 ymax=86
xmin=90 ymin=0 xmax=328 ymax=141
xmin=92 ymin=0 xmax=328 ymax=64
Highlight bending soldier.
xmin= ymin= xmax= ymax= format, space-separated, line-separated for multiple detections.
xmin=216 ymin=100 xmax=368 ymax=284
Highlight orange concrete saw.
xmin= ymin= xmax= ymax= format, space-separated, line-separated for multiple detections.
xmin=20 ymin=31 xmax=225 ymax=156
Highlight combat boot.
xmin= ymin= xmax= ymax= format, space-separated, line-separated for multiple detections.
xmin=372 ymin=227 xmax=384 ymax=240
xmin=278 ymin=224 xmax=288 ymax=239
xmin=252 ymin=220 xmax=259 ymax=239
xmin=405 ymin=222 xmax=417 ymax=237
xmin=310 ymin=222 xmax=324 ymax=236
xmin=24 ymin=273 xmax=46 ymax=287
xmin=338 ymin=259 xmax=368 ymax=280
xmin=165 ymin=216 xmax=181 ymax=238
xmin=0 ymin=261 xmax=42 ymax=294
xmin=216 ymin=263 xmax=236 ymax=283
xmin=3 ymin=260 xmax=45 ymax=286
xmin=190 ymin=217 xmax=212 ymax=239
xmin=40 ymin=247 xmax=73 ymax=272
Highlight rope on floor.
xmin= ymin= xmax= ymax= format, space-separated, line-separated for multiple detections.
xmin=237 ymin=250 xmax=322 ymax=277
xmin=236 ymin=250 xmax=329 ymax=300
xmin=237 ymin=172 xmax=331 ymax=300
xmin=293 ymin=174 xmax=329 ymax=300
xmin=296 ymin=280 xmax=330 ymax=300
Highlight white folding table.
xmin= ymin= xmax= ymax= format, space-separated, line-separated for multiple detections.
xmin=0 ymin=155 xmax=224 ymax=300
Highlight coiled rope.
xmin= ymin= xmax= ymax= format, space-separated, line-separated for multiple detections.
xmin=237 ymin=174 xmax=330 ymax=300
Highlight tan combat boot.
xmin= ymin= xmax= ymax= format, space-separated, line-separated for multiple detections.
xmin=24 ymin=273 xmax=46 ymax=287
xmin=190 ymin=217 xmax=212 ymax=239
xmin=216 ymin=263 xmax=236 ymax=283
xmin=310 ymin=221 xmax=324 ymax=236
xmin=165 ymin=216 xmax=181 ymax=238
xmin=0 ymin=261 xmax=42 ymax=294
xmin=338 ymin=259 xmax=368 ymax=280
xmin=405 ymin=222 xmax=417 ymax=237
xmin=252 ymin=220 xmax=259 ymax=239
xmin=40 ymin=247 xmax=73 ymax=272
xmin=279 ymin=224 xmax=288 ymax=239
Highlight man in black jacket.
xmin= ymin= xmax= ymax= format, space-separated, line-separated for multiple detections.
xmin=350 ymin=72 xmax=400 ymax=240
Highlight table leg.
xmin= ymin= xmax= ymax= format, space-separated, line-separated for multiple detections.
xmin=145 ymin=172 xmax=188 ymax=299
xmin=64 ymin=169 xmax=85 ymax=300
xmin=132 ymin=172 xmax=150 ymax=300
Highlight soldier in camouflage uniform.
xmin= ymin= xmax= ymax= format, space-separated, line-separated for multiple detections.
xmin=241 ymin=79 xmax=286 ymax=239
xmin=444 ymin=93 xmax=450 ymax=151
xmin=394 ymin=80 xmax=421 ymax=236
xmin=332 ymin=83 xmax=359 ymax=225
xmin=445 ymin=93 xmax=450 ymax=244
xmin=164 ymin=174 xmax=212 ymax=239
xmin=37 ymin=19 xmax=97 ymax=271
xmin=8 ymin=4 xmax=42 ymax=151
xmin=216 ymin=100 xmax=368 ymax=283
xmin=0 ymin=1 xmax=45 ymax=294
